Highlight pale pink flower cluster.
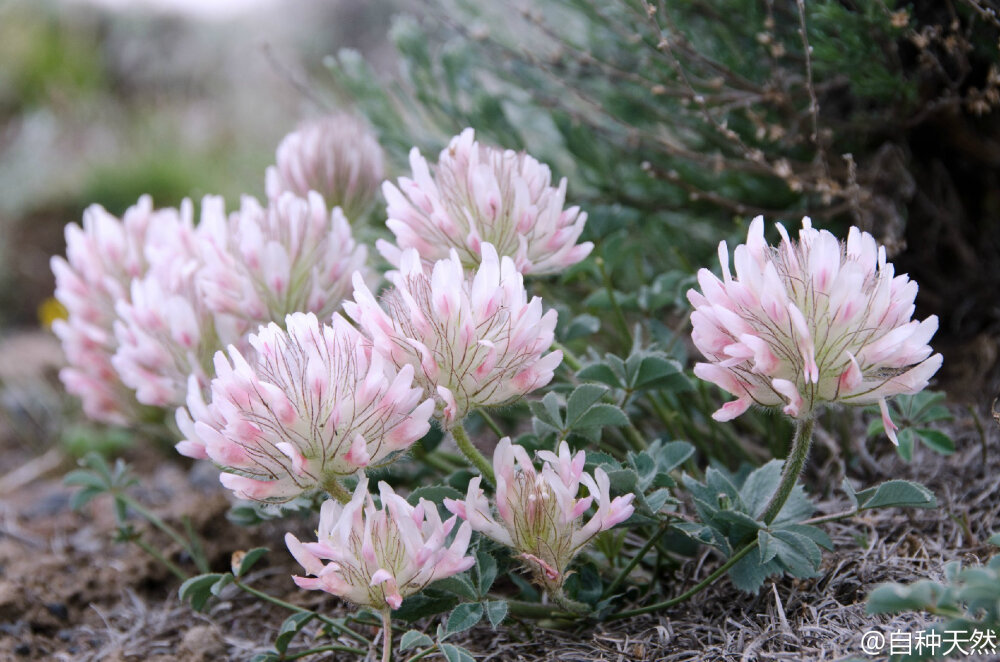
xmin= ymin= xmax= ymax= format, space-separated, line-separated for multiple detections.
xmin=379 ymin=128 xmax=592 ymax=275
xmin=286 ymin=479 xmax=474 ymax=610
xmin=111 ymin=197 xmax=243 ymax=409
xmin=51 ymin=196 xmax=204 ymax=422
xmin=198 ymin=191 xmax=368 ymax=332
xmin=266 ymin=113 xmax=384 ymax=221
xmin=176 ymin=313 xmax=434 ymax=502
xmin=688 ymin=216 xmax=942 ymax=442
xmin=345 ymin=243 xmax=562 ymax=428
xmin=445 ymin=439 xmax=634 ymax=592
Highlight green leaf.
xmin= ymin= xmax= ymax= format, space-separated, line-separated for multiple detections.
xmin=474 ymin=550 xmax=497 ymax=595
xmin=445 ymin=603 xmax=483 ymax=636
xmin=399 ymin=629 xmax=433 ymax=652
xmin=441 ymin=643 xmax=477 ymax=662
xmin=565 ymin=384 xmax=609 ymax=428
xmin=739 ymin=460 xmax=783 ymax=519
xmin=781 ymin=523 xmax=834 ymax=551
xmin=249 ymin=653 xmax=280 ymax=662
xmin=406 ymin=485 xmax=464 ymax=507
xmin=577 ymin=362 xmax=621 ymax=388
xmin=914 ymin=428 xmax=955 ymax=455
xmin=432 ymin=575 xmax=478 ymax=601
xmin=895 ymin=428 xmax=915 ymax=461
xmin=574 ymin=404 xmax=629 ymax=429
xmin=988 ymin=533 xmax=1000 ymax=546
xmin=393 ymin=590 xmax=458 ymax=623
xmin=758 ymin=531 xmax=778 ymax=565
xmin=63 ymin=469 xmax=108 ymax=491
xmin=178 ymin=573 xmax=225 ymax=612
xmin=234 ymin=547 xmax=269 ymax=578
xmin=69 ymin=486 xmax=103 ymax=511
xmin=209 ymin=573 xmax=233 ymax=596
xmin=274 ymin=612 xmax=315 ymax=654
xmin=772 ymin=530 xmax=821 ymax=574
xmin=562 ymin=314 xmax=600 ymax=341
xmin=865 ymin=581 xmax=947 ymax=614
xmin=485 ymin=600 xmax=508 ymax=629
xmin=650 ymin=440 xmax=694 ymax=473
xmin=855 ymin=480 xmax=937 ymax=511
xmin=728 ymin=547 xmax=779 ymax=593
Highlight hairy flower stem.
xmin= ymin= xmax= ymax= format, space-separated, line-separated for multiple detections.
xmin=381 ymin=609 xmax=393 ymax=662
xmin=601 ymin=519 xmax=671 ymax=600
xmin=451 ymin=422 xmax=496 ymax=484
xmin=551 ymin=588 xmax=590 ymax=615
xmin=232 ymin=578 xmax=371 ymax=644
xmin=476 ymin=408 xmax=505 ymax=438
xmin=322 ymin=476 xmax=352 ymax=504
xmin=609 ymin=539 xmax=759 ymax=619
xmin=761 ymin=418 xmax=815 ymax=525
xmin=551 ymin=341 xmax=582 ymax=372
xmin=131 ymin=537 xmax=189 ymax=581
xmin=597 ymin=257 xmax=632 ymax=345
xmin=118 ymin=493 xmax=209 ymax=573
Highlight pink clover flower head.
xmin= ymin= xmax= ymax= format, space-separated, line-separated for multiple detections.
xmin=444 ymin=438 xmax=634 ymax=592
xmin=198 ymin=191 xmax=368 ymax=330
xmin=266 ymin=113 xmax=385 ymax=221
xmin=379 ymin=128 xmax=593 ymax=275
xmin=50 ymin=196 xmax=169 ymax=424
xmin=285 ymin=479 xmax=474 ymax=610
xmin=687 ymin=216 xmax=943 ymax=442
xmin=176 ymin=312 xmax=435 ymax=502
xmin=344 ymin=243 xmax=562 ymax=428
xmin=111 ymin=197 xmax=240 ymax=409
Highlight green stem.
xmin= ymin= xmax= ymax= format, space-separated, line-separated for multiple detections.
xmin=601 ymin=520 xmax=670 ymax=600
xmin=597 ymin=257 xmax=632 ymax=345
xmin=801 ymin=508 xmax=858 ymax=526
xmin=502 ymin=599 xmax=567 ymax=619
xmin=609 ymin=540 xmax=758 ymax=619
xmin=551 ymin=340 xmax=582 ymax=372
xmin=322 ymin=476 xmax=352 ymax=504
xmin=132 ymin=537 xmax=189 ymax=581
xmin=624 ymin=424 xmax=649 ymax=451
xmin=119 ymin=494 xmax=209 ymax=573
xmin=286 ymin=644 xmax=367 ymax=659
xmin=760 ymin=418 xmax=815 ymax=525
xmin=451 ymin=422 xmax=495 ymax=484
xmin=233 ymin=579 xmax=371 ymax=644
xmin=381 ymin=609 xmax=393 ymax=662
xmin=404 ymin=645 xmax=438 ymax=662
xmin=476 ymin=408 xmax=505 ymax=439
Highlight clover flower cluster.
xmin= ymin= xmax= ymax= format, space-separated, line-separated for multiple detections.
xmin=345 ymin=243 xmax=562 ymax=428
xmin=286 ymin=479 xmax=474 ymax=611
xmin=51 ymin=196 xmax=177 ymax=424
xmin=445 ymin=439 xmax=634 ymax=592
xmin=175 ymin=313 xmax=434 ymax=502
xmin=52 ymin=121 xmax=376 ymax=420
xmin=266 ymin=113 xmax=385 ymax=221
xmin=379 ymin=128 xmax=593 ymax=274
xmin=688 ymin=216 xmax=942 ymax=442
xmin=198 ymin=191 xmax=368 ymax=332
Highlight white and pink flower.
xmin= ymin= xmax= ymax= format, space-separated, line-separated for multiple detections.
xmin=111 ymin=197 xmax=239 ymax=409
xmin=198 ymin=191 xmax=368 ymax=332
xmin=51 ymin=196 xmax=194 ymax=423
xmin=176 ymin=312 xmax=435 ymax=502
xmin=379 ymin=128 xmax=592 ymax=275
xmin=286 ymin=479 xmax=474 ymax=610
xmin=444 ymin=438 xmax=634 ymax=592
xmin=266 ymin=114 xmax=384 ymax=221
xmin=345 ymin=243 xmax=562 ymax=428
xmin=688 ymin=216 xmax=942 ymax=442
